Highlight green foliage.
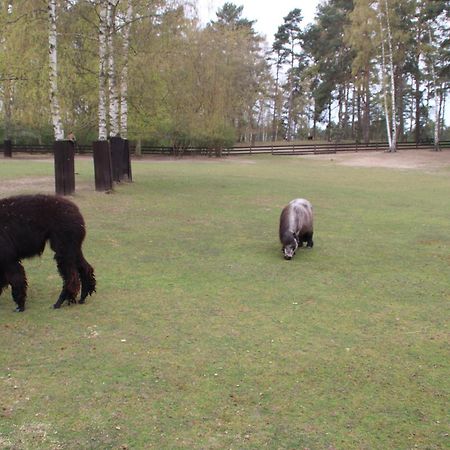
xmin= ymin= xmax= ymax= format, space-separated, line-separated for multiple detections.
xmin=0 ymin=1 xmax=448 ymax=145
xmin=211 ymin=2 xmax=256 ymax=30
xmin=194 ymin=122 xmax=236 ymax=149
xmin=0 ymin=0 xmax=268 ymax=147
xmin=0 ymin=156 xmax=449 ymax=448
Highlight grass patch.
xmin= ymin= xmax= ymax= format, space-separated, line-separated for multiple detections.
xmin=0 ymin=155 xmax=449 ymax=449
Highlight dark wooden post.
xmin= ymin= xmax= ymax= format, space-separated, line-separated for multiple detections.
xmin=110 ymin=136 xmax=125 ymax=182
xmin=93 ymin=140 xmax=113 ymax=192
xmin=3 ymin=140 xmax=12 ymax=158
xmin=54 ymin=140 xmax=75 ymax=196
xmin=122 ymin=139 xmax=132 ymax=182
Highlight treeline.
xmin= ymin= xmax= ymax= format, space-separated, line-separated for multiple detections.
xmin=0 ymin=1 xmax=448 ymax=148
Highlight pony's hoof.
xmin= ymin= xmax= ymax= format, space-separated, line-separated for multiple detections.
xmin=53 ymin=303 xmax=61 ymax=309
xmin=14 ymin=306 xmax=24 ymax=312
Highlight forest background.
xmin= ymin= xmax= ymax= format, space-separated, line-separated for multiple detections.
xmin=0 ymin=0 xmax=449 ymax=148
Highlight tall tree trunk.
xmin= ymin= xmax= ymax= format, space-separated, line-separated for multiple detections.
xmin=120 ymin=0 xmax=133 ymax=139
xmin=48 ymin=0 xmax=64 ymax=140
xmin=414 ymin=73 xmax=421 ymax=143
xmin=272 ymin=58 xmax=281 ymax=141
xmin=327 ymin=102 xmax=332 ymax=141
xmin=440 ymin=91 xmax=446 ymax=140
xmin=4 ymin=79 xmax=12 ymax=141
xmin=379 ymin=16 xmax=392 ymax=149
xmin=352 ymin=83 xmax=357 ymax=140
xmin=397 ymin=68 xmax=405 ymax=142
xmin=337 ymin=85 xmax=343 ymax=142
xmin=413 ymin=25 xmax=422 ymax=144
xmin=313 ymin=97 xmax=317 ymax=139
xmin=363 ymin=67 xmax=370 ymax=144
xmin=107 ymin=0 xmax=119 ymax=137
xmin=3 ymin=0 xmax=13 ymax=141
xmin=356 ymin=83 xmax=362 ymax=142
xmin=428 ymin=28 xmax=440 ymax=151
xmin=286 ymin=48 xmax=294 ymax=141
xmin=98 ymin=1 xmax=108 ymax=140
xmin=384 ymin=0 xmax=397 ymax=152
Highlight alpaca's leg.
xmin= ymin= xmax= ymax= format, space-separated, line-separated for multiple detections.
xmin=53 ymin=253 xmax=80 ymax=309
xmin=77 ymin=253 xmax=96 ymax=304
xmin=0 ymin=272 xmax=8 ymax=296
xmin=5 ymin=262 xmax=28 ymax=312
xmin=49 ymin=232 xmax=82 ymax=308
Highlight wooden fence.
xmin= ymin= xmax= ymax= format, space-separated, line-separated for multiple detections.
xmin=227 ymin=140 xmax=450 ymax=155
xmin=2 ymin=140 xmax=449 ymax=157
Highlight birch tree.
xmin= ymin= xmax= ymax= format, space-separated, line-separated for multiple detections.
xmin=120 ymin=0 xmax=133 ymax=138
xmin=427 ymin=28 xmax=440 ymax=150
xmin=379 ymin=15 xmax=392 ymax=150
xmin=1 ymin=0 xmax=13 ymax=141
xmin=107 ymin=0 xmax=120 ymax=137
xmin=376 ymin=0 xmax=398 ymax=151
xmin=98 ymin=0 xmax=108 ymax=140
xmin=383 ymin=0 xmax=397 ymax=151
xmin=48 ymin=0 xmax=64 ymax=140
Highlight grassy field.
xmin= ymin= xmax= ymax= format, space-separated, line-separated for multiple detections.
xmin=0 ymin=154 xmax=449 ymax=449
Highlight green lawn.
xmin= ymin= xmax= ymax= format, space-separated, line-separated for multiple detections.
xmin=0 ymin=154 xmax=449 ymax=449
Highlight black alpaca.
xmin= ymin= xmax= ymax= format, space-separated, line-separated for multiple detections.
xmin=0 ymin=194 xmax=96 ymax=312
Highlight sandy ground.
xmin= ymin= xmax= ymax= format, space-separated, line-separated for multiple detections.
xmin=301 ymin=149 xmax=450 ymax=172
xmin=3 ymin=149 xmax=450 ymax=171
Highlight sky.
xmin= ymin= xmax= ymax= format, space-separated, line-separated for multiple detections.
xmin=196 ymin=0 xmax=321 ymax=44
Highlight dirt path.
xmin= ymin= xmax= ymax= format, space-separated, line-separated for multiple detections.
xmin=301 ymin=149 xmax=450 ymax=172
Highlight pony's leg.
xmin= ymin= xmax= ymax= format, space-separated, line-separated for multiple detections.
xmin=53 ymin=252 xmax=81 ymax=309
xmin=305 ymin=232 xmax=314 ymax=248
xmin=4 ymin=262 xmax=28 ymax=312
xmin=77 ymin=252 xmax=96 ymax=304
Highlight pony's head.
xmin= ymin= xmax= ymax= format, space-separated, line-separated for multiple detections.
xmin=281 ymin=232 xmax=298 ymax=260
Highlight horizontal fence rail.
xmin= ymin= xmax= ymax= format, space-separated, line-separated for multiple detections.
xmin=228 ymin=140 xmax=450 ymax=156
xmin=2 ymin=140 xmax=449 ymax=157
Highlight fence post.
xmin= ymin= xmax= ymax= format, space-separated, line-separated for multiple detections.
xmin=54 ymin=140 xmax=75 ymax=196
xmin=110 ymin=136 xmax=126 ymax=182
xmin=122 ymin=139 xmax=132 ymax=182
xmin=3 ymin=139 xmax=12 ymax=158
xmin=93 ymin=140 xmax=113 ymax=192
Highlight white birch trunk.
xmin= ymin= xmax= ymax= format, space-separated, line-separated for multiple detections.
xmin=98 ymin=1 xmax=108 ymax=140
xmin=428 ymin=28 xmax=440 ymax=151
xmin=107 ymin=0 xmax=119 ymax=137
xmin=379 ymin=14 xmax=392 ymax=150
xmin=48 ymin=0 xmax=64 ymax=141
xmin=384 ymin=0 xmax=397 ymax=151
xmin=3 ymin=0 xmax=13 ymax=140
xmin=120 ymin=0 xmax=133 ymax=139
